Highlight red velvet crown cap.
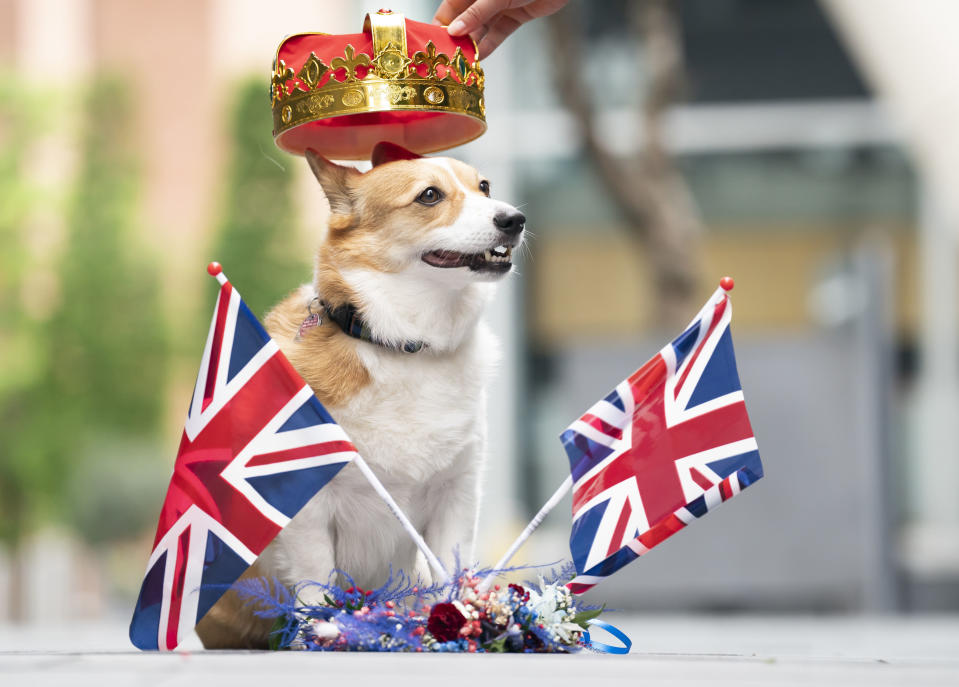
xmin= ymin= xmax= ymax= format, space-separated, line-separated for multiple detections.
xmin=271 ymin=10 xmax=487 ymax=159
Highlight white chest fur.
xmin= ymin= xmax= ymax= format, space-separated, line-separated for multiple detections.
xmin=263 ymin=320 xmax=499 ymax=592
xmin=340 ymin=321 xmax=497 ymax=480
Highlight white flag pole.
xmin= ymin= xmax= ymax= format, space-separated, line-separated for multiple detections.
xmin=477 ymin=475 xmax=573 ymax=593
xmin=352 ymin=454 xmax=451 ymax=585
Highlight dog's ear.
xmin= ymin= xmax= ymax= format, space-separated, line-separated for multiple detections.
xmin=371 ymin=141 xmax=422 ymax=167
xmin=305 ymin=149 xmax=357 ymax=215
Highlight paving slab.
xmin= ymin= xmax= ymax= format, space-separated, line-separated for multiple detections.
xmin=2 ymin=615 xmax=957 ymax=686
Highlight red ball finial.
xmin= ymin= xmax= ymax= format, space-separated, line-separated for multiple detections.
xmin=720 ymin=276 xmax=735 ymax=292
xmin=207 ymin=262 xmax=223 ymax=276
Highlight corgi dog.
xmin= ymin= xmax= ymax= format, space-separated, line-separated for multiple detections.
xmin=195 ymin=142 xmax=525 ymax=648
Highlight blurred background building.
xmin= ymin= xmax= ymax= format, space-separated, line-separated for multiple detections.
xmin=1 ymin=0 xmax=958 ymax=632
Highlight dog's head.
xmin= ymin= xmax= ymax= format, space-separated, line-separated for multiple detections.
xmin=306 ymin=142 xmax=525 ymax=289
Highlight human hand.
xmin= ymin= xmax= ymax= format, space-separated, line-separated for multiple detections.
xmin=433 ymin=0 xmax=570 ymax=57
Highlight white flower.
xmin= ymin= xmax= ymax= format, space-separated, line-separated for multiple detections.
xmin=552 ymin=622 xmax=585 ymax=644
xmin=310 ymin=619 xmax=340 ymax=641
xmin=525 ymin=580 xmax=583 ymax=645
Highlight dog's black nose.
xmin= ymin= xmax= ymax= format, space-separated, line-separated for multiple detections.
xmin=493 ymin=210 xmax=526 ymax=236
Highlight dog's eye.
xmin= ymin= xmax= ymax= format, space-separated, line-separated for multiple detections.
xmin=416 ymin=187 xmax=444 ymax=206
xmin=478 ymin=180 xmax=490 ymax=196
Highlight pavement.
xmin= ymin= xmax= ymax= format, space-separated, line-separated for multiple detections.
xmin=2 ymin=614 xmax=958 ymax=686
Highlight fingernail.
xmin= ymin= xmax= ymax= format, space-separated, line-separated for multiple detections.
xmin=448 ymin=19 xmax=466 ymax=35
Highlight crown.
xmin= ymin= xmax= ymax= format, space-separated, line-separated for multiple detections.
xmin=271 ymin=9 xmax=486 ymax=159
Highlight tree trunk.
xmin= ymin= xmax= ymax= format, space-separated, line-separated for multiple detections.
xmin=548 ymin=0 xmax=702 ymax=328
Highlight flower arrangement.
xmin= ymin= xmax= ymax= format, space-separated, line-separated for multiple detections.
xmin=234 ymin=563 xmax=605 ymax=653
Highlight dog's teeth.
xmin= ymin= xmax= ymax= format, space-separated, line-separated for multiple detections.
xmin=481 ymin=246 xmax=513 ymax=264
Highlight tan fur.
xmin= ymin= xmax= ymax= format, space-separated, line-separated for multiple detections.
xmin=263 ymin=289 xmax=372 ymax=408
xmin=194 ymin=561 xmax=275 ymax=649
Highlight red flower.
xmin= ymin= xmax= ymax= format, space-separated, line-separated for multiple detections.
xmin=427 ymin=602 xmax=467 ymax=642
xmin=508 ymin=584 xmax=529 ymax=602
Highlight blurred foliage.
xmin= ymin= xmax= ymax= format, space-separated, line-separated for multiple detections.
xmin=48 ymin=77 xmax=167 ymax=435
xmin=0 ymin=80 xmax=44 ymax=394
xmin=1 ymin=75 xmax=307 ymax=550
xmin=209 ymin=77 xmax=305 ymax=318
xmin=0 ymin=76 xmax=47 ymax=544
xmin=0 ymin=76 xmax=168 ymax=546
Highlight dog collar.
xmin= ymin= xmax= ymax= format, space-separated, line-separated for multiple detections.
xmin=298 ymin=299 xmax=426 ymax=354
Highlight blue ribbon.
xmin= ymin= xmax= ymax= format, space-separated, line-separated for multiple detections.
xmin=582 ymin=619 xmax=631 ymax=654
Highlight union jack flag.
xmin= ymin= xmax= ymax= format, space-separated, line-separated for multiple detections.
xmin=129 ymin=265 xmax=358 ymax=650
xmin=562 ymin=282 xmax=762 ymax=595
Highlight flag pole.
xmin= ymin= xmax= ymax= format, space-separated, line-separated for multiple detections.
xmin=352 ymin=454 xmax=451 ymax=585
xmin=208 ymin=261 xmax=229 ymax=286
xmin=477 ymin=475 xmax=573 ymax=593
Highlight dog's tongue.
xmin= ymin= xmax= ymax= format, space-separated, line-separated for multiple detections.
xmin=423 ymin=250 xmax=471 ymax=268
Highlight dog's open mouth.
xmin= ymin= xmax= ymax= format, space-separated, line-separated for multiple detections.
xmin=422 ymin=245 xmax=513 ymax=272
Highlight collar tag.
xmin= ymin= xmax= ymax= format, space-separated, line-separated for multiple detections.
xmin=294 ymin=298 xmax=323 ymax=341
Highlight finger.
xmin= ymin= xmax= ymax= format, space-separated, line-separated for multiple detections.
xmin=525 ymin=0 xmax=572 ymax=20
xmin=433 ymin=0 xmax=475 ymax=26
xmin=448 ymin=0 xmax=534 ymax=36
xmin=476 ymin=13 xmax=523 ymax=56
xmin=470 ymin=24 xmax=490 ymax=54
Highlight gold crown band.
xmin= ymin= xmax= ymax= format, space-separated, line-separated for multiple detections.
xmin=272 ymin=15 xmax=486 ymax=140
xmin=274 ymin=73 xmax=485 ymax=134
